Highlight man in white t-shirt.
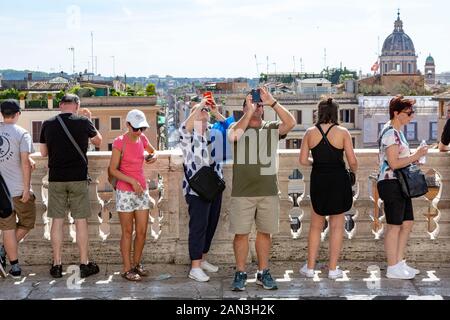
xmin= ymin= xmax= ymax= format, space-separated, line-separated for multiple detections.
xmin=0 ymin=99 xmax=35 ymax=279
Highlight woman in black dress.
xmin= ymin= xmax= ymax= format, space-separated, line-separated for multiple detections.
xmin=299 ymin=98 xmax=358 ymax=279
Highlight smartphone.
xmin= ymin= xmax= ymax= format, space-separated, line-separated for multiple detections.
xmin=251 ymin=89 xmax=262 ymax=103
xmin=203 ymin=91 xmax=214 ymax=106
xmin=145 ymin=153 xmax=155 ymax=161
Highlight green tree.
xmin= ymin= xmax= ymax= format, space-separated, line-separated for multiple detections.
xmin=0 ymin=88 xmax=20 ymax=99
xmin=146 ymin=83 xmax=156 ymax=96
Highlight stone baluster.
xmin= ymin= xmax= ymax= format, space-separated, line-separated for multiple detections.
xmin=28 ymin=155 xmax=49 ymax=240
xmin=427 ymin=151 xmax=450 ymax=241
xmin=276 ymin=150 xmax=300 ymax=237
xmin=86 ymin=152 xmax=109 ymax=241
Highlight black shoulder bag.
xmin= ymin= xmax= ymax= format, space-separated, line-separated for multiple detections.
xmin=183 ymin=164 xmax=225 ymax=202
xmin=0 ymin=173 xmax=13 ymax=218
xmin=378 ymin=126 xmax=428 ymax=198
xmin=317 ymin=124 xmax=356 ymax=186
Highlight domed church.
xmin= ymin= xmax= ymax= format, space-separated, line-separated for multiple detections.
xmin=380 ymin=10 xmax=418 ymax=75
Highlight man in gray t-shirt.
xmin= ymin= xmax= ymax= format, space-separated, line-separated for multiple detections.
xmin=0 ymin=99 xmax=36 ymax=279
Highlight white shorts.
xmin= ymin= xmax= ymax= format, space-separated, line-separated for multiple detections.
xmin=115 ymin=190 xmax=154 ymax=213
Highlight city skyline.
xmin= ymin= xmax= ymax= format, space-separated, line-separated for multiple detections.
xmin=0 ymin=0 xmax=449 ymax=78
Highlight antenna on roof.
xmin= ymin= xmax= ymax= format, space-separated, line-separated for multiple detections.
xmin=68 ymin=47 xmax=75 ymax=75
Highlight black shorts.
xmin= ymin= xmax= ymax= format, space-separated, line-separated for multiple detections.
xmin=377 ymin=179 xmax=414 ymax=225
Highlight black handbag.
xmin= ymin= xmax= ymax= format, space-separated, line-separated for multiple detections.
xmin=0 ymin=173 xmax=13 ymax=219
xmin=378 ymin=126 xmax=428 ymax=198
xmin=183 ymin=165 xmax=225 ymax=202
xmin=317 ymin=124 xmax=356 ymax=186
xmin=393 ymin=163 xmax=428 ymax=198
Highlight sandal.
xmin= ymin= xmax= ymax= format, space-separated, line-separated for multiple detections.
xmin=121 ymin=270 xmax=142 ymax=281
xmin=134 ymin=264 xmax=149 ymax=277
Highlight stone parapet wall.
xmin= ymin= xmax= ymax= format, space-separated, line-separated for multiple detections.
xmin=11 ymin=149 xmax=450 ymax=265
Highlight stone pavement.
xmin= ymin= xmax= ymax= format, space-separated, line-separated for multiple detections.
xmin=0 ymin=262 xmax=449 ymax=300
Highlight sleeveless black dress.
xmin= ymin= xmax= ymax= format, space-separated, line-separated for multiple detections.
xmin=310 ymin=124 xmax=353 ymax=216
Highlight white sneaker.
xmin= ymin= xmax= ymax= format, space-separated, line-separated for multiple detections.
xmin=386 ymin=262 xmax=415 ymax=280
xmin=200 ymin=260 xmax=219 ymax=273
xmin=401 ymin=260 xmax=420 ymax=275
xmin=300 ymin=264 xmax=315 ymax=278
xmin=188 ymin=268 xmax=210 ymax=282
xmin=328 ymin=267 xmax=343 ymax=280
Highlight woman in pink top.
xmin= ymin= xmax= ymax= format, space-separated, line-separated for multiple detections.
xmin=108 ymin=109 xmax=157 ymax=281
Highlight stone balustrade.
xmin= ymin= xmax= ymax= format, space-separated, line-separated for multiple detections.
xmin=10 ymin=150 xmax=450 ymax=265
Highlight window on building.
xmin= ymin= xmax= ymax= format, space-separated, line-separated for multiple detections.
xmin=430 ymin=122 xmax=438 ymax=141
xmin=384 ymin=64 xmax=388 ymax=73
xmin=378 ymin=123 xmax=387 ymax=136
xmin=92 ymin=118 xmax=100 ymax=130
xmin=110 ymin=117 xmax=121 ymax=130
xmin=296 ymin=110 xmax=302 ymax=124
xmin=31 ymin=121 xmax=43 ymax=143
xmin=408 ymin=64 xmax=412 ymax=74
xmin=108 ymin=143 xmax=113 ymax=151
xmin=396 ymin=64 xmax=401 ymax=72
xmin=339 ymin=109 xmax=355 ymax=123
xmin=233 ymin=111 xmax=244 ymax=121
xmin=95 ymin=147 xmax=100 ymax=151
xmin=286 ymin=139 xmax=302 ymax=149
xmin=352 ymin=137 xmax=356 ymax=148
xmin=290 ymin=110 xmax=302 ymax=125
xmin=404 ymin=122 xmax=417 ymax=141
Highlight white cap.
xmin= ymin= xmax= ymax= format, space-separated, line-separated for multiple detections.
xmin=126 ymin=109 xmax=150 ymax=128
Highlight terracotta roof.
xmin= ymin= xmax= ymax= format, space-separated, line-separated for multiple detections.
xmin=28 ymin=81 xmax=68 ymax=91
xmin=433 ymin=91 xmax=450 ymax=101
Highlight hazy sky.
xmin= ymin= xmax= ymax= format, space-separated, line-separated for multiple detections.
xmin=0 ymin=0 xmax=448 ymax=78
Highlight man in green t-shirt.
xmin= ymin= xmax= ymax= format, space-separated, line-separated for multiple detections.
xmin=227 ymin=87 xmax=296 ymax=291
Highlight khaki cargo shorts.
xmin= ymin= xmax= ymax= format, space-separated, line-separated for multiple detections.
xmin=0 ymin=195 xmax=36 ymax=231
xmin=229 ymin=196 xmax=280 ymax=235
xmin=47 ymin=181 xmax=91 ymax=220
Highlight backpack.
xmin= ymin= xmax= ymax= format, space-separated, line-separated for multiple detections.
xmin=0 ymin=173 xmax=13 ymax=218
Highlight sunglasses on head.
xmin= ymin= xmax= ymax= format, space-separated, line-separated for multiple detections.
xmin=128 ymin=123 xmax=147 ymax=132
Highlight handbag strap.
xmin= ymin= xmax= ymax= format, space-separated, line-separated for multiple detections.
xmin=316 ymin=124 xmax=345 ymax=167
xmin=377 ymin=125 xmax=394 ymax=167
xmin=117 ymin=136 xmax=127 ymax=169
xmin=56 ymin=115 xmax=87 ymax=165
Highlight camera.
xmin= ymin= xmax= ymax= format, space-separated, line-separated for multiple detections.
xmin=145 ymin=153 xmax=155 ymax=161
xmin=251 ymin=89 xmax=262 ymax=103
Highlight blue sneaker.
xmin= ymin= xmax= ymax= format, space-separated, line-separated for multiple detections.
xmin=0 ymin=246 xmax=6 ymax=278
xmin=8 ymin=263 xmax=21 ymax=279
xmin=232 ymin=271 xmax=247 ymax=291
xmin=256 ymin=269 xmax=278 ymax=290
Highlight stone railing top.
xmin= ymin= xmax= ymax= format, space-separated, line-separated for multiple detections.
xmin=80 ymin=96 xmax=158 ymax=107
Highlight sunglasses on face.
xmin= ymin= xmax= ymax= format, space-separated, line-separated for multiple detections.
xmin=256 ymin=103 xmax=264 ymax=108
xmin=401 ymin=110 xmax=415 ymax=117
xmin=129 ymin=124 xmax=147 ymax=132
xmin=200 ymin=107 xmax=209 ymax=112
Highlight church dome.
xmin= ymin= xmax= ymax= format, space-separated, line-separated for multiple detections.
xmin=425 ymin=55 xmax=435 ymax=66
xmin=381 ymin=12 xmax=415 ymax=55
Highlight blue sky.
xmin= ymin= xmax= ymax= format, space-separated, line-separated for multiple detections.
xmin=0 ymin=0 xmax=448 ymax=78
